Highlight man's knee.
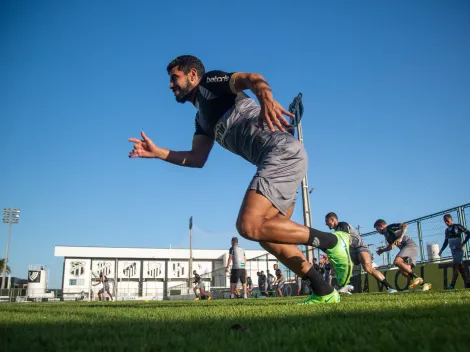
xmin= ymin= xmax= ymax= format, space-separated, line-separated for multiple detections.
xmin=394 ymin=257 xmax=403 ymax=266
xmin=236 ymin=217 xmax=263 ymax=241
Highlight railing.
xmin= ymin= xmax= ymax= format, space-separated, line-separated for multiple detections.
xmin=361 ymin=203 xmax=470 ymax=266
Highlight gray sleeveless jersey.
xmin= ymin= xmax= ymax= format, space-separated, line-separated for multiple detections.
xmin=229 ymin=245 xmax=246 ymax=269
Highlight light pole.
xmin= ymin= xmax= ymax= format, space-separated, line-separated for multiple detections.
xmin=289 ymin=94 xmax=315 ymax=262
xmin=189 ymin=216 xmax=193 ymax=291
xmin=2 ymin=208 xmax=20 ymax=290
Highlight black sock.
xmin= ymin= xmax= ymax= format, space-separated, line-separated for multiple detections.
xmin=303 ymin=265 xmax=334 ymax=296
xmin=409 ymin=272 xmax=419 ymax=279
xmin=305 ymin=228 xmax=338 ymax=249
xmin=381 ymin=278 xmax=393 ymax=289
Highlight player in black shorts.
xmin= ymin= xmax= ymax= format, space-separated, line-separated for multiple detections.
xmin=439 ymin=214 xmax=470 ymax=289
xmin=128 ymin=55 xmax=353 ymax=304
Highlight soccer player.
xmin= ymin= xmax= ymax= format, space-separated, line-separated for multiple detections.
xmin=325 ymin=212 xmax=397 ymax=293
xmin=192 ymin=270 xmax=211 ymax=300
xmin=128 ymin=55 xmax=353 ymax=304
xmin=438 ymin=214 xmax=470 ymax=289
xmin=273 ymin=264 xmax=285 ymax=297
xmin=246 ymin=274 xmax=253 ymax=297
xmin=93 ymin=273 xmax=114 ymax=301
xmin=374 ymin=219 xmax=431 ymax=291
xmin=226 ymin=237 xmax=248 ymax=299
xmin=258 ymin=271 xmax=267 ymax=296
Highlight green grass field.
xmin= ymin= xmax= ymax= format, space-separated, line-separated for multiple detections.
xmin=1 ymin=290 xmax=469 ymax=352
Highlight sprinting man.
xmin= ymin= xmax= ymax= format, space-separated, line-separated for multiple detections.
xmin=226 ymin=237 xmax=248 ymax=299
xmin=128 ymin=55 xmax=353 ymax=304
xmin=439 ymin=214 xmax=470 ymax=289
xmin=193 ymin=270 xmax=211 ymax=300
xmin=273 ymin=264 xmax=285 ymax=297
xmin=374 ymin=219 xmax=431 ymax=291
xmin=325 ymin=212 xmax=397 ymax=293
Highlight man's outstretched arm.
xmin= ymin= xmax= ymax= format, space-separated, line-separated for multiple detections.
xmin=129 ymin=131 xmax=214 ymax=168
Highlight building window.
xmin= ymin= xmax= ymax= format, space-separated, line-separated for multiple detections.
xmin=69 ymin=279 xmax=84 ymax=286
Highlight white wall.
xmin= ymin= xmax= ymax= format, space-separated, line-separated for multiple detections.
xmin=63 ymin=258 xmax=91 ymax=295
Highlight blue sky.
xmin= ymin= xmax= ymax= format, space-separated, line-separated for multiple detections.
xmin=1 ymin=0 xmax=469 ymax=288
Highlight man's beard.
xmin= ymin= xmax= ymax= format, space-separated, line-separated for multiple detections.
xmin=174 ymin=80 xmax=195 ymax=104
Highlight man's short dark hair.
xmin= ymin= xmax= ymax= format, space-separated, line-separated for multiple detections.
xmin=166 ymin=55 xmax=205 ymax=78
xmin=231 ymin=236 xmax=238 ymax=243
xmin=325 ymin=212 xmax=338 ymax=220
xmin=443 ymin=214 xmax=452 ymax=221
xmin=374 ymin=219 xmax=386 ymax=228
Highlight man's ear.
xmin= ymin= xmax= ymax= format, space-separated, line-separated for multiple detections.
xmin=189 ymin=67 xmax=198 ymax=83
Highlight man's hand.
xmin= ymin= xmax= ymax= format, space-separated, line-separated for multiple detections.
xmin=128 ymin=131 xmax=158 ymax=158
xmin=457 ymin=244 xmax=464 ymax=250
xmin=394 ymin=237 xmax=402 ymax=246
xmin=258 ymin=97 xmax=294 ymax=133
xmin=376 ymin=248 xmax=383 ymax=255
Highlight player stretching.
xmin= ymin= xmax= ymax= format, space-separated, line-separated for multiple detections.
xmin=128 ymin=55 xmax=353 ymax=304
xmin=325 ymin=213 xmax=397 ymax=293
xmin=439 ymin=214 xmax=470 ymax=289
xmin=374 ymin=219 xmax=431 ymax=291
xmin=193 ymin=270 xmax=211 ymax=300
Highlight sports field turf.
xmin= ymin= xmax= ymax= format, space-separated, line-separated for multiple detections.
xmin=1 ymin=290 xmax=469 ymax=352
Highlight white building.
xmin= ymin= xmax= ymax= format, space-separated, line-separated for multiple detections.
xmin=54 ymin=246 xmax=277 ymax=300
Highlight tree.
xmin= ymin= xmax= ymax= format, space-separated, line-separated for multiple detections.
xmin=0 ymin=259 xmax=11 ymax=274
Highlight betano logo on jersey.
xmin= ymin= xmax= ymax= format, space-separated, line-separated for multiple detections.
xmin=206 ymin=75 xmax=229 ymax=83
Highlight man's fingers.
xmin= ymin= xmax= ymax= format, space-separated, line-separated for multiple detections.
xmin=141 ymin=130 xmax=149 ymax=141
xmin=277 ymin=113 xmax=290 ymax=126
xmin=270 ymin=111 xmax=285 ymax=132
xmin=265 ymin=114 xmax=275 ymax=132
xmin=281 ymin=107 xmax=295 ymax=119
xmin=273 ymin=116 xmax=285 ymax=132
xmin=129 ymin=138 xmax=141 ymax=143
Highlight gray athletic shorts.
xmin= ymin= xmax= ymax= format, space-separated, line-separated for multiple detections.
xmin=248 ymin=134 xmax=308 ymax=215
xmin=350 ymin=245 xmax=371 ymax=266
xmin=396 ymin=244 xmax=419 ymax=267
xmin=451 ymin=248 xmax=464 ymax=263
xmin=275 ymin=279 xmax=286 ymax=288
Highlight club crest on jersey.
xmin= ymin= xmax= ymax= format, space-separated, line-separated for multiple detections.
xmin=206 ymin=75 xmax=229 ymax=83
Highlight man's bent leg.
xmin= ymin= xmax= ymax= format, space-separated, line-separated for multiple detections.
xmin=257 ymin=205 xmax=335 ymax=298
xmin=237 ymin=190 xmax=352 ymax=289
xmin=236 ymin=190 xmax=337 ymax=248
xmin=359 ymin=252 xmax=395 ymax=290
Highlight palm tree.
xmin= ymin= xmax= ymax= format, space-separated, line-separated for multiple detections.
xmin=0 ymin=259 xmax=11 ymax=274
